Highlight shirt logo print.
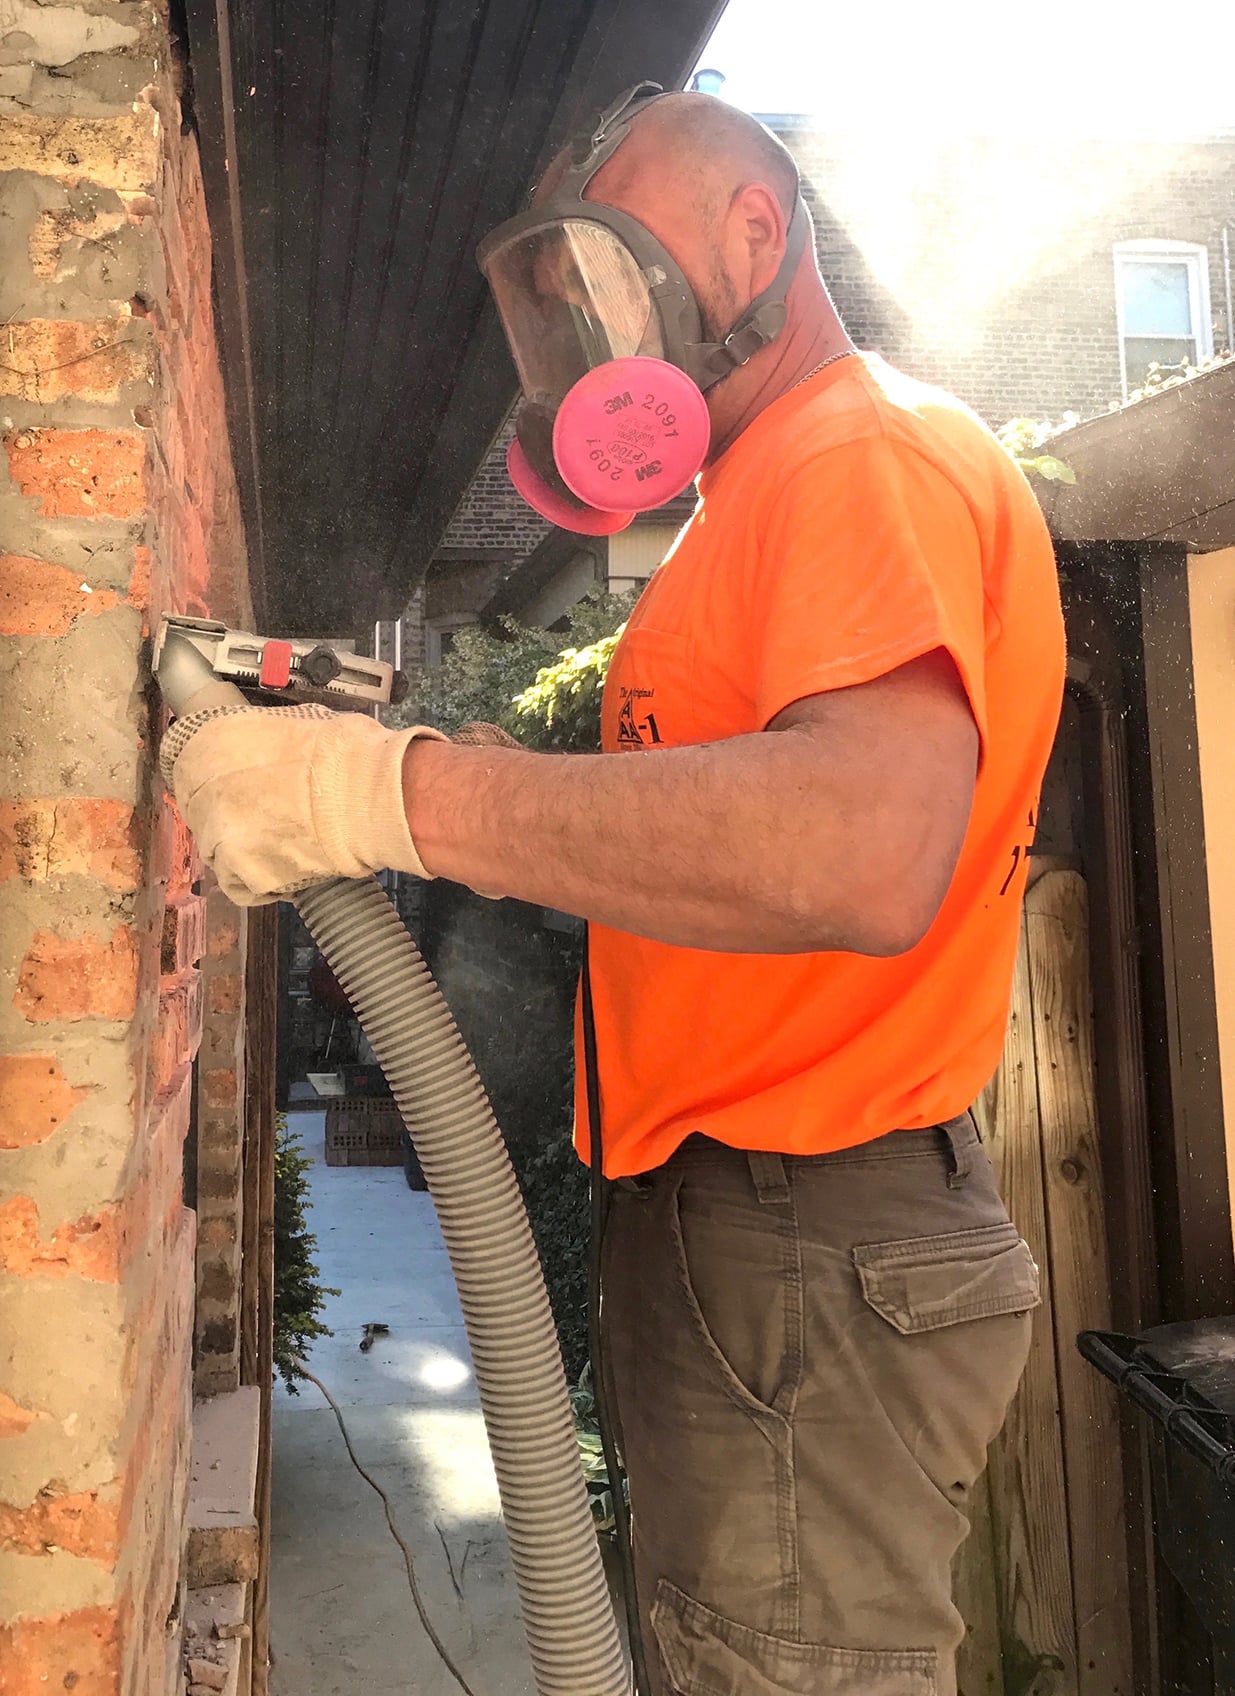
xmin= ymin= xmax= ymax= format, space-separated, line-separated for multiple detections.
xmin=617 ymin=689 xmax=663 ymax=747
xmin=999 ymin=807 xmax=1037 ymax=896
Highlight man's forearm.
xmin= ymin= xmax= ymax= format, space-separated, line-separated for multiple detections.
xmin=402 ymin=725 xmax=959 ymax=955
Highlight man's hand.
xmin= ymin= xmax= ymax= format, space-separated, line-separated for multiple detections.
xmin=162 ymin=705 xmax=444 ymax=906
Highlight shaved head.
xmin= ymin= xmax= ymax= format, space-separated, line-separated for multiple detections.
xmin=587 ymin=92 xmax=799 ymax=221
xmin=534 ymin=91 xmax=802 ymax=341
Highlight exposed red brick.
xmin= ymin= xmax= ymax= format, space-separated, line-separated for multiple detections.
xmin=127 ymin=542 xmax=152 ymax=614
xmin=0 ymin=26 xmax=248 ymax=1696
xmin=206 ymin=915 xmax=240 ymax=958
xmin=163 ymin=802 xmax=200 ymax=898
xmin=0 ymin=1603 xmax=121 ymax=1696
xmin=0 ymin=1055 xmax=88 ymax=1150
xmin=14 ymin=926 xmax=139 ymax=1022
xmin=148 ymin=975 xmax=203 ymax=1103
xmin=161 ymin=894 xmax=205 ymax=977
xmin=0 ymin=1075 xmax=187 ymax=1284
xmin=196 ymin=1216 xmax=237 ymax=1250
xmin=207 ymin=972 xmax=241 ymax=1015
xmin=0 ymin=554 xmax=121 ymax=637
xmin=0 ymin=1389 xmax=44 ymax=1440
xmin=4 ymin=427 xmax=146 ymax=519
xmin=121 ymin=1165 xmax=192 ymax=1399
xmin=202 ymin=1067 xmax=237 ymax=1110
xmin=0 ymin=799 xmax=140 ymax=888
xmin=0 ymin=1484 xmax=120 ymax=1565
xmin=0 ymin=1195 xmax=122 ymax=1282
xmin=0 ymin=320 xmax=152 ymax=406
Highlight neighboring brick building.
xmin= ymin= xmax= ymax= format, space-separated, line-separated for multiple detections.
xmin=789 ymin=126 xmax=1235 ymax=425
xmin=411 ymin=123 xmax=1235 ymax=657
xmin=1 ymin=8 xmax=264 ymax=1692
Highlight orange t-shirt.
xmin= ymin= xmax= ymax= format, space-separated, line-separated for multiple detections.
xmin=577 ymin=353 xmax=1065 ymax=1178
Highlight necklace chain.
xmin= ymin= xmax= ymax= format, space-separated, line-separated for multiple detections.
xmin=791 ymin=347 xmax=858 ymax=391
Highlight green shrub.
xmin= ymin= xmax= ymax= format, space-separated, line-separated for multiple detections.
xmin=408 ymin=617 xmax=562 ymax=738
xmin=273 ymin=1114 xmax=338 ymax=1392
xmin=400 ymin=591 xmax=636 ymax=751
xmin=511 ymin=630 xmax=624 ymax=753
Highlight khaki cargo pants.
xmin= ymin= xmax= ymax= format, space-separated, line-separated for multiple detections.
xmin=600 ymin=1116 xmax=1039 ymax=1696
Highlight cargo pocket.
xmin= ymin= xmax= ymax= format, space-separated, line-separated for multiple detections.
xmin=853 ymin=1221 xmax=1040 ymax=1335
xmin=652 ymin=1580 xmax=937 ymax=1696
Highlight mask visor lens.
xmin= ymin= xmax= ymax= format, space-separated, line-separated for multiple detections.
xmin=482 ymin=220 xmax=666 ymax=399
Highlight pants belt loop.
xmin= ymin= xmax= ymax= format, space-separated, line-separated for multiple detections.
xmin=747 ymin=1149 xmax=791 ymax=1206
xmin=944 ymin=1116 xmax=972 ymax=1189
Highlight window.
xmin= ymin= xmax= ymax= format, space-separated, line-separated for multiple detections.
xmin=1114 ymin=241 xmax=1212 ymax=395
xmin=424 ymin=615 xmax=476 ymax=668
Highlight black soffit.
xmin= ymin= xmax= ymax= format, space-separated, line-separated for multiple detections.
xmin=184 ymin=0 xmax=725 ymax=637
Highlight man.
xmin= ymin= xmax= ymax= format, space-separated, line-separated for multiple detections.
xmin=170 ymin=90 xmax=1063 ymax=1696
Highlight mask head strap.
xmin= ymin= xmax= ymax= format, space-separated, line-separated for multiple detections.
xmin=689 ymin=198 xmax=812 ymax=389
xmin=557 ymin=81 xmax=669 ymax=196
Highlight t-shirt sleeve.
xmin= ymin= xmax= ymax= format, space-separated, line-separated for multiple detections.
xmin=754 ymin=436 xmax=989 ymax=750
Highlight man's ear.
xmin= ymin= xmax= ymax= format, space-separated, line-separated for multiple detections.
xmin=733 ymin=182 xmax=788 ymax=293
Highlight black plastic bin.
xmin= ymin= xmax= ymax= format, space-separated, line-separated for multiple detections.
xmin=1080 ymin=1320 xmax=1235 ymax=1691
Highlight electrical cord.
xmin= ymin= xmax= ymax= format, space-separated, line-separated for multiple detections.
xmin=582 ymin=939 xmax=651 ymax=1696
xmin=294 ymin=1363 xmax=478 ymax=1696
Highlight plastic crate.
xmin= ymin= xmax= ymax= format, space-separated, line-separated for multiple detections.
xmin=324 ymin=1099 xmax=404 ymax=1166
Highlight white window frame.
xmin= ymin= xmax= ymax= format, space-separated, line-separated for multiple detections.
xmin=1113 ymin=239 xmax=1212 ymax=398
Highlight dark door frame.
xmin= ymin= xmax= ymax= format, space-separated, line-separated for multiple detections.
xmin=1059 ymin=539 xmax=1234 ymax=1695
xmin=1061 ymin=541 xmax=1233 ymax=1320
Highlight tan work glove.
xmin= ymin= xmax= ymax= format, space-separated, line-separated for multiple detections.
xmin=161 ymin=704 xmax=447 ymax=907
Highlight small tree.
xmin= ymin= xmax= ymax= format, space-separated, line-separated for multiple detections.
xmin=273 ymin=1115 xmax=338 ymax=1391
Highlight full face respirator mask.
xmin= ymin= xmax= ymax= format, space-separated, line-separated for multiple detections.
xmin=477 ymin=82 xmax=811 ymax=535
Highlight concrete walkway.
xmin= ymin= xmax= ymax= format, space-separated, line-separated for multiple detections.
xmin=269 ymin=1111 xmax=536 ymax=1696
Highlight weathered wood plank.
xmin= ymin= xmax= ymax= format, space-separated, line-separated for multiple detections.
xmin=978 ymin=912 xmax=1078 ymax=1693
xmin=955 ymin=1467 xmax=1004 ymax=1696
xmin=1025 ymin=871 xmax=1134 ymax=1696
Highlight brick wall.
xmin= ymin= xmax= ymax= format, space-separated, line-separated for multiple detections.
xmin=438 ymin=412 xmax=550 ymax=554
xmin=784 ymin=128 xmax=1235 ymax=424
xmin=194 ymin=882 xmax=247 ymax=1399
xmin=0 ymin=8 xmax=250 ymax=1692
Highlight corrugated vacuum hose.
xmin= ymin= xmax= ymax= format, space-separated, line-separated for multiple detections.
xmin=296 ymin=876 xmax=628 ymax=1696
xmin=156 ymin=637 xmax=628 ymax=1696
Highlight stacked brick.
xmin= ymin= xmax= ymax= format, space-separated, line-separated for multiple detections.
xmin=194 ymin=881 xmax=247 ymax=1399
xmin=0 ymin=7 xmax=250 ymax=1692
xmin=439 ymin=412 xmax=551 ymax=553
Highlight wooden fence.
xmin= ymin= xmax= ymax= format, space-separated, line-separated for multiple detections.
xmin=957 ymin=864 xmax=1133 ymax=1696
